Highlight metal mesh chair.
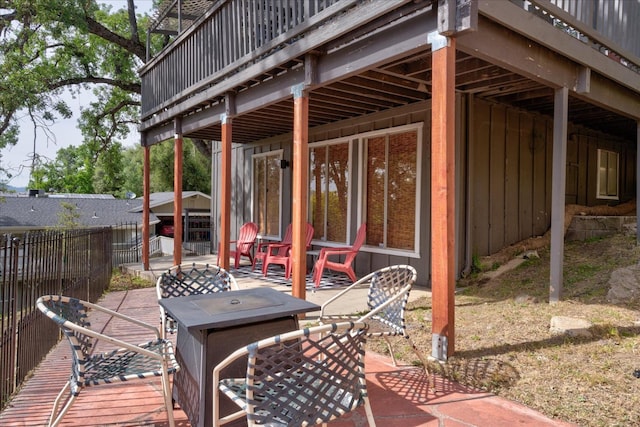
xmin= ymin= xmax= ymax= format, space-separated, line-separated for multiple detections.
xmin=36 ymin=295 xmax=180 ymax=427
xmin=319 ymin=265 xmax=429 ymax=372
xmin=213 ymin=322 xmax=376 ymax=427
xmin=156 ymin=262 xmax=238 ymax=338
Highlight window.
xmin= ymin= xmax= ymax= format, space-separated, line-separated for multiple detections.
xmin=309 ymin=141 xmax=351 ymax=243
xmin=362 ymin=125 xmax=421 ymax=253
xmin=253 ymin=151 xmax=283 ymax=237
xmin=596 ymin=149 xmax=619 ymax=200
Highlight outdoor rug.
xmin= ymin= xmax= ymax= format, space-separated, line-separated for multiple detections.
xmin=231 ymin=264 xmax=353 ymax=290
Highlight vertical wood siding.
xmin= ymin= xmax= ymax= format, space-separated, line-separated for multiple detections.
xmin=214 ymin=98 xmax=635 ymax=281
xmin=471 ymin=97 xmax=635 ymax=257
xmin=473 ymin=97 xmax=554 ymax=256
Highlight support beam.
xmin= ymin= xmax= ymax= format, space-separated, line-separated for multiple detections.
xmin=143 ymin=142 xmax=150 ymax=270
xmin=549 ymin=87 xmax=569 ymax=303
xmin=429 ymin=32 xmax=456 ymax=360
xmin=637 ymin=122 xmax=640 ymax=245
xmin=173 ymin=118 xmax=183 ymax=266
xmin=291 ymin=83 xmax=309 ymax=301
xmin=218 ymin=113 xmax=232 ymax=271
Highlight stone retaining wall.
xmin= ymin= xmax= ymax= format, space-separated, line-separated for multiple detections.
xmin=566 ymin=215 xmax=637 ymax=241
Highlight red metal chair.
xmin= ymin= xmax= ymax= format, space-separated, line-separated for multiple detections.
xmin=262 ymin=222 xmax=313 ymax=278
xmin=218 ymin=222 xmax=258 ymax=269
xmin=312 ymin=223 xmax=366 ymax=288
xmin=252 ymin=223 xmax=292 ymax=273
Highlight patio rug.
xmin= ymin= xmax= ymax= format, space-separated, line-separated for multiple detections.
xmin=231 ymin=264 xmax=353 ymax=290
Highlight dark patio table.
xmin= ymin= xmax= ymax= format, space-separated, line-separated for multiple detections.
xmin=158 ymin=287 xmax=319 ymax=427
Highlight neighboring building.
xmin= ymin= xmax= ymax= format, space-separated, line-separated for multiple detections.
xmin=0 ymin=192 xmax=157 ymax=233
xmin=129 ymin=191 xmax=212 ymax=242
xmin=0 ymin=191 xmax=213 ymax=255
xmin=139 ymin=0 xmax=640 ymax=357
xmin=0 ymin=192 xmax=160 ymax=265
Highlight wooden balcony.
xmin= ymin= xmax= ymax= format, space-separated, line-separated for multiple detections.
xmin=139 ymin=0 xmax=639 ymax=145
xmin=141 ymin=0 xmax=352 ymax=118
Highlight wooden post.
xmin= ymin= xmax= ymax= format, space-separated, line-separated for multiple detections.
xmin=550 ymin=87 xmax=569 ymax=302
xmin=636 ymin=121 xmax=640 ymax=246
xmin=291 ymin=84 xmax=309 ymax=300
xmin=219 ymin=113 xmax=232 ymax=270
xmin=173 ymin=118 xmax=183 ymax=266
xmin=429 ymin=31 xmax=456 ymax=360
xmin=142 ymin=143 xmax=150 ymax=270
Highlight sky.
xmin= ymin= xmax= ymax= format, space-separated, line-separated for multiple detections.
xmin=1 ymin=0 xmax=155 ymax=189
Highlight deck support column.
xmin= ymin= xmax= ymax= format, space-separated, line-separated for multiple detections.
xmin=549 ymin=87 xmax=569 ymax=303
xmin=636 ymin=121 xmax=640 ymax=245
xmin=219 ymin=113 xmax=232 ymax=271
xmin=173 ymin=118 xmax=183 ymax=266
xmin=291 ymin=84 xmax=309 ymax=301
xmin=142 ymin=141 xmax=150 ymax=270
xmin=429 ymin=31 xmax=456 ymax=360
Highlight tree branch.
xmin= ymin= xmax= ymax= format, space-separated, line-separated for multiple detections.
xmin=85 ymin=16 xmax=146 ymax=62
xmin=126 ymin=0 xmax=141 ymax=46
xmin=0 ymin=110 xmax=15 ymax=135
xmin=97 ymin=99 xmax=141 ymax=121
xmin=48 ymin=76 xmax=141 ymax=94
xmin=192 ymin=138 xmax=213 ymax=158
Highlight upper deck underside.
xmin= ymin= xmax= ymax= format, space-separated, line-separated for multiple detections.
xmin=139 ymin=0 xmax=640 ymax=146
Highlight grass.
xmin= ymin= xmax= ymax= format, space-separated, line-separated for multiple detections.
xmin=108 ymin=269 xmax=155 ymax=291
xmin=367 ymin=233 xmax=640 ymax=427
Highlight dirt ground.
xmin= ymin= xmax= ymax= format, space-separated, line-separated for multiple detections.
xmin=373 ymin=233 xmax=640 ymax=427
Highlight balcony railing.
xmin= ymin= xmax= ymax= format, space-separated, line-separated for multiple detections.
xmin=140 ymin=0 xmax=639 ymax=122
xmin=525 ymin=0 xmax=639 ymax=74
xmin=140 ymin=0 xmax=348 ymax=118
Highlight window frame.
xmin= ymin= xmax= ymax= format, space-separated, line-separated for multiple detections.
xmin=251 ymin=150 xmax=284 ymax=239
xmin=596 ymin=148 xmax=619 ymax=201
xmin=357 ymin=123 xmax=423 ymax=258
xmin=308 ymin=138 xmax=353 ymax=245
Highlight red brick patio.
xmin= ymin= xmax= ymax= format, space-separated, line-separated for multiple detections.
xmin=0 ymin=287 xmax=576 ymax=426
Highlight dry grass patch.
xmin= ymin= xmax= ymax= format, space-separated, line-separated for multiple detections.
xmin=108 ymin=269 xmax=155 ymax=291
xmin=369 ymin=233 xmax=640 ymax=427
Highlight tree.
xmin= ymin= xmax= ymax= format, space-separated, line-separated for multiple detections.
xmin=150 ymin=139 xmax=211 ymax=193
xmin=30 ymin=137 xmax=211 ymax=196
xmin=55 ymin=201 xmax=81 ymax=229
xmin=93 ymin=141 xmax=124 ymax=195
xmin=31 ymin=145 xmax=95 ymax=193
xmin=0 ymin=1 xmax=153 ymax=179
xmin=120 ymin=144 xmax=144 ymax=197
xmin=1 ymin=1 xmax=215 ymax=192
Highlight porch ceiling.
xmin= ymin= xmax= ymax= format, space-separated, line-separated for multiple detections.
xmin=180 ymin=50 xmax=637 ymax=144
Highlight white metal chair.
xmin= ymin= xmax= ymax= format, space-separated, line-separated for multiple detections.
xmin=212 ymin=321 xmax=376 ymax=427
xmin=156 ymin=262 xmax=238 ymax=338
xmin=36 ymin=295 xmax=180 ymax=427
xmin=319 ymin=265 xmax=429 ymax=371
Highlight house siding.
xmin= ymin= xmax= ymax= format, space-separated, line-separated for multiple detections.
xmin=469 ymin=96 xmax=636 ymax=258
xmin=212 ymin=103 xmax=434 ymax=285
xmin=212 ymin=94 xmax=636 ymax=285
